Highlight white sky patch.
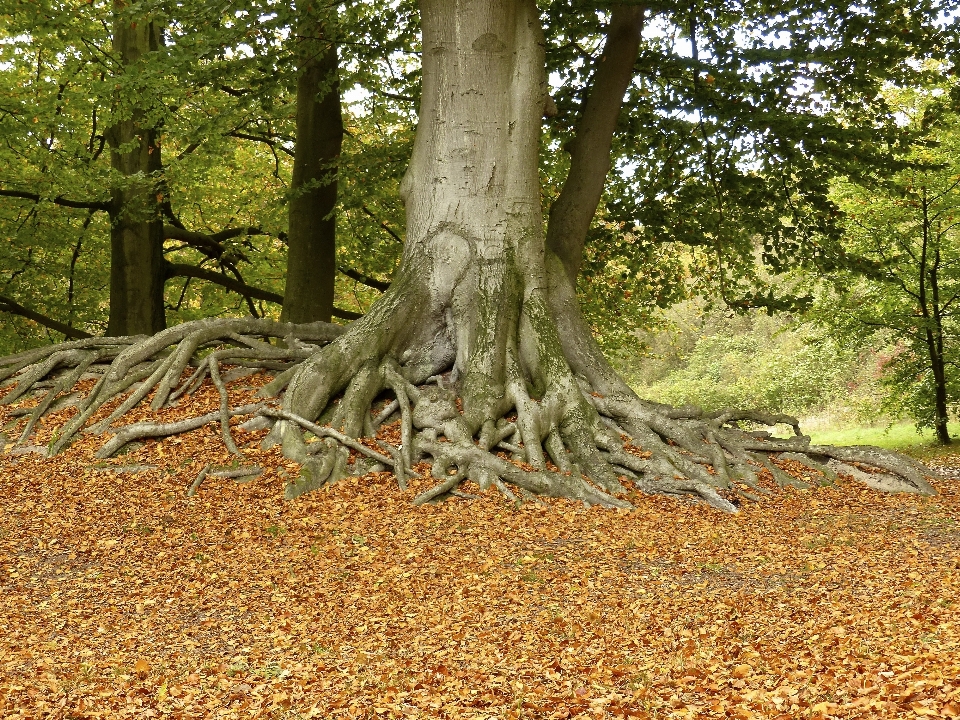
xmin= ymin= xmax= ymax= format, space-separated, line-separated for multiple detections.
xmin=343 ymin=84 xmax=372 ymax=116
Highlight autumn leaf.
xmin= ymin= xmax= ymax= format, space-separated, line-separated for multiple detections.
xmin=1 ymin=367 xmax=958 ymax=719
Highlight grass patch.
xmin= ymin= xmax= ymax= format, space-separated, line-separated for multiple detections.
xmin=806 ymin=420 xmax=960 ymax=460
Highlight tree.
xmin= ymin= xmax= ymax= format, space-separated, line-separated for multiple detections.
xmin=266 ymin=0 xmax=941 ymax=505
xmin=821 ymin=84 xmax=960 ymax=444
xmin=280 ymin=5 xmax=343 ymax=325
xmin=547 ymin=0 xmax=955 ymax=349
xmin=0 ymin=0 xmax=948 ymax=508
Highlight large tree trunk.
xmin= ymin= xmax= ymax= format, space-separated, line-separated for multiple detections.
xmin=280 ymin=11 xmax=343 ymax=325
xmin=105 ymin=15 xmax=167 ymax=337
xmin=277 ymin=0 xmax=628 ymax=502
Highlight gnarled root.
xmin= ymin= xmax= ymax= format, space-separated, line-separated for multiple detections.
xmin=0 ymin=300 xmax=940 ymax=511
xmin=0 ymin=318 xmax=342 ymax=457
xmin=254 ymin=263 xmax=939 ymax=511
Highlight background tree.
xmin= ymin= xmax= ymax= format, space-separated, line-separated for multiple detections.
xmin=106 ymin=6 xmax=167 ymax=336
xmin=0 ymin=0 xmax=403 ymax=348
xmin=0 ymin=0 xmax=289 ymax=340
xmin=280 ymin=2 xmax=343 ymax=324
xmin=818 ymin=84 xmax=960 ymax=444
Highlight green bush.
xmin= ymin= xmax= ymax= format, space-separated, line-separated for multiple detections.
xmin=614 ymin=306 xmax=884 ymax=419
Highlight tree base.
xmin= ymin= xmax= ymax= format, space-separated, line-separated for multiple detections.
xmin=0 ymin=318 xmax=937 ymax=514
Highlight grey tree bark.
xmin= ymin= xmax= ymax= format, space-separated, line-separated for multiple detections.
xmin=280 ymin=9 xmax=343 ymax=325
xmin=105 ymin=15 xmax=167 ymax=337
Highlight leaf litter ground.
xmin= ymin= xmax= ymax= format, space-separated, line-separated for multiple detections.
xmin=1 ymin=371 xmax=959 ymax=719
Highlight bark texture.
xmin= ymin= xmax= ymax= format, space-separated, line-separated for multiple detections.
xmin=281 ymin=10 xmax=343 ymax=325
xmin=106 ymin=15 xmax=167 ymax=337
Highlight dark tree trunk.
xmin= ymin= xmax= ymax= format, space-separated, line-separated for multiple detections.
xmin=106 ymin=16 xmax=167 ymax=337
xmin=281 ymin=12 xmax=343 ymax=325
xmin=545 ymin=6 xmax=644 ymax=285
xmin=927 ymin=251 xmax=950 ymax=445
xmin=919 ymin=188 xmax=951 ymax=445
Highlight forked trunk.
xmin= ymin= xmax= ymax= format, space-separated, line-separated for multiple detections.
xmin=545 ymin=5 xmax=644 ymax=284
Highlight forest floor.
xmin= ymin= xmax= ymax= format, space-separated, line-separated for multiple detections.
xmin=1 ymin=370 xmax=959 ymax=719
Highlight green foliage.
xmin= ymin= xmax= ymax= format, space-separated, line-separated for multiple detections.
xmin=618 ymin=306 xmax=884 ymax=418
xmin=546 ymin=0 xmax=956 ymax=346
xmin=815 ymin=80 xmax=960 ymax=434
xmin=0 ymin=0 xmax=420 ymax=353
xmin=806 ymin=420 xmax=960 ymax=455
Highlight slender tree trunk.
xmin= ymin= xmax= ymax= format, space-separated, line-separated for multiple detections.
xmin=928 ymin=247 xmax=950 ymax=444
xmin=545 ymin=6 xmax=644 ymax=285
xmin=929 ymin=334 xmax=950 ymax=444
xmin=281 ymin=11 xmax=343 ymax=325
xmin=918 ymin=187 xmax=950 ymax=444
xmin=106 ymin=14 xmax=166 ymax=336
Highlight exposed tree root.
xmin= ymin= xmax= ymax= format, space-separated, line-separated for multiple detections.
xmin=187 ymin=464 xmax=211 ymax=497
xmin=0 ymin=311 xmax=941 ymax=513
xmin=0 ymin=318 xmax=341 ymax=457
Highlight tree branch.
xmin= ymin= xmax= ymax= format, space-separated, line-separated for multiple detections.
xmin=337 ymin=265 xmax=390 ymax=292
xmin=166 ymin=262 xmax=283 ymax=303
xmin=228 ymin=131 xmax=295 ymax=157
xmin=0 ymin=188 xmax=111 ymax=211
xmin=0 ymin=293 xmax=93 ymax=339
xmin=360 ymin=204 xmax=403 ymax=243
xmin=165 ymin=263 xmax=362 ymax=320
xmin=369 ymin=87 xmax=416 ymax=103
xmin=162 ymin=225 xmax=262 ymax=261
xmin=544 ymin=5 xmax=645 ymax=284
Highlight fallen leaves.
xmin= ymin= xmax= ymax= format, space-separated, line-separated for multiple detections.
xmin=1 ymin=371 xmax=959 ymax=718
